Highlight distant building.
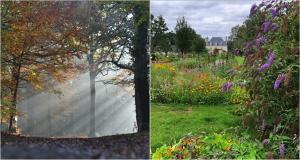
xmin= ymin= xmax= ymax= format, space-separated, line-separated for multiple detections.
xmin=205 ymin=37 xmax=227 ymax=54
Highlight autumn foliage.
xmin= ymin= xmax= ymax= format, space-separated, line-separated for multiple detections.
xmin=1 ymin=1 xmax=87 ymax=130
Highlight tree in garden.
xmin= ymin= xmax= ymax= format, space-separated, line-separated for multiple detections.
xmin=226 ymin=1 xmax=298 ymax=158
xmin=191 ymin=34 xmax=206 ymax=57
xmin=175 ymin=17 xmax=195 ymax=58
xmin=1 ymin=1 xmax=86 ymax=131
xmin=151 ymin=15 xmax=170 ymax=56
xmin=166 ymin=31 xmax=176 ymax=46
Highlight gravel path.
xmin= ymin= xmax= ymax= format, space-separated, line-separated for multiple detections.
xmin=1 ymin=132 xmax=149 ymax=159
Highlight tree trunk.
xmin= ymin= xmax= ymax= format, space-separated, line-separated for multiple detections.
xmin=89 ymin=69 xmax=96 ymax=137
xmin=8 ymin=63 xmax=22 ymax=132
xmin=133 ymin=4 xmax=149 ymax=132
xmin=8 ymin=89 xmax=17 ymax=132
xmin=87 ymin=50 xmax=96 ymax=137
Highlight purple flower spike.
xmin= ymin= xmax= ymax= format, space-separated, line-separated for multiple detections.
xmin=262 ymin=139 xmax=269 ymax=145
xmin=262 ymin=21 xmax=272 ymax=33
xmin=245 ymin=41 xmax=255 ymax=49
xmin=255 ymin=35 xmax=266 ymax=48
xmin=222 ymin=82 xmax=233 ymax=92
xmin=226 ymin=82 xmax=233 ymax=92
xmin=259 ymin=63 xmax=270 ymax=72
xmin=271 ymin=8 xmax=280 ymax=17
xmin=259 ymin=51 xmax=275 ymax=72
xmin=250 ymin=4 xmax=258 ymax=16
xmin=267 ymin=51 xmax=275 ymax=65
xmin=271 ymin=23 xmax=278 ymax=31
xmin=222 ymin=82 xmax=228 ymax=92
xmin=274 ymin=74 xmax=285 ymax=89
xmin=279 ymin=143 xmax=285 ymax=157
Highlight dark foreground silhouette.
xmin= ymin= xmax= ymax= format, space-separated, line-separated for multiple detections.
xmin=1 ymin=132 xmax=149 ymax=159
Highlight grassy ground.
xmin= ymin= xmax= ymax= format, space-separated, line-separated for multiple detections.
xmin=150 ymin=103 xmax=240 ymax=152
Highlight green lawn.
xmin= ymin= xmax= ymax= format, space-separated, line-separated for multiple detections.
xmin=150 ymin=103 xmax=240 ymax=152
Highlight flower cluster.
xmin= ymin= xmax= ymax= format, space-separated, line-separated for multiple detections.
xmin=273 ymin=74 xmax=285 ymax=89
xmin=279 ymin=143 xmax=285 ymax=157
xmin=222 ymin=82 xmax=234 ymax=92
xmin=259 ymin=51 xmax=275 ymax=72
xmin=154 ymin=63 xmax=176 ymax=72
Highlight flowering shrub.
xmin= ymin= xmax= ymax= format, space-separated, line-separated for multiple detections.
xmin=229 ymin=0 xmax=299 ymax=157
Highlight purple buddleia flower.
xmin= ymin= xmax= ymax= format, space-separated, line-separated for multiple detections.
xmin=222 ymin=82 xmax=234 ymax=92
xmin=262 ymin=139 xmax=269 ymax=145
xmin=226 ymin=82 xmax=233 ymax=92
xmin=255 ymin=35 xmax=266 ymax=48
xmin=245 ymin=41 xmax=255 ymax=49
xmin=250 ymin=4 xmax=258 ymax=16
xmin=259 ymin=63 xmax=270 ymax=72
xmin=259 ymin=51 xmax=275 ymax=72
xmin=261 ymin=119 xmax=266 ymax=130
xmin=279 ymin=143 xmax=285 ymax=157
xmin=271 ymin=23 xmax=279 ymax=31
xmin=262 ymin=21 xmax=272 ymax=33
xmin=271 ymin=8 xmax=280 ymax=17
xmin=267 ymin=51 xmax=275 ymax=65
xmin=222 ymin=82 xmax=228 ymax=92
xmin=274 ymin=74 xmax=285 ymax=89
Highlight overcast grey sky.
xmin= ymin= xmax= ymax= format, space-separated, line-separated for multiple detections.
xmin=151 ymin=0 xmax=260 ymax=39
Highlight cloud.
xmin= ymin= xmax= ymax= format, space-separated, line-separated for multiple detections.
xmin=151 ymin=0 xmax=260 ymax=38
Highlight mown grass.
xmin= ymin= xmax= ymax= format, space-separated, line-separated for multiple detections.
xmin=150 ymin=103 xmax=240 ymax=152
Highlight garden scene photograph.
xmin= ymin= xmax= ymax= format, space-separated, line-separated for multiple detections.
xmin=1 ymin=1 xmax=149 ymax=159
xmin=150 ymin=0 xmax=299 ymax=159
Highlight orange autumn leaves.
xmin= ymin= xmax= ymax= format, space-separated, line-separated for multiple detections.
xmin=1 ymin=1 xmax=86 ymax=120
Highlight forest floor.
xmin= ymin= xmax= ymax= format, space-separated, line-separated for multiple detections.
xmin=1 ymin=132 xmax=149 ymax=159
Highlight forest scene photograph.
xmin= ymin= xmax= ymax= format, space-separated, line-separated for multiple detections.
xmin=1 ymin=0 xmax=149 ymax=159
xmin=151 ymin=0 xmax=299 ymax=159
